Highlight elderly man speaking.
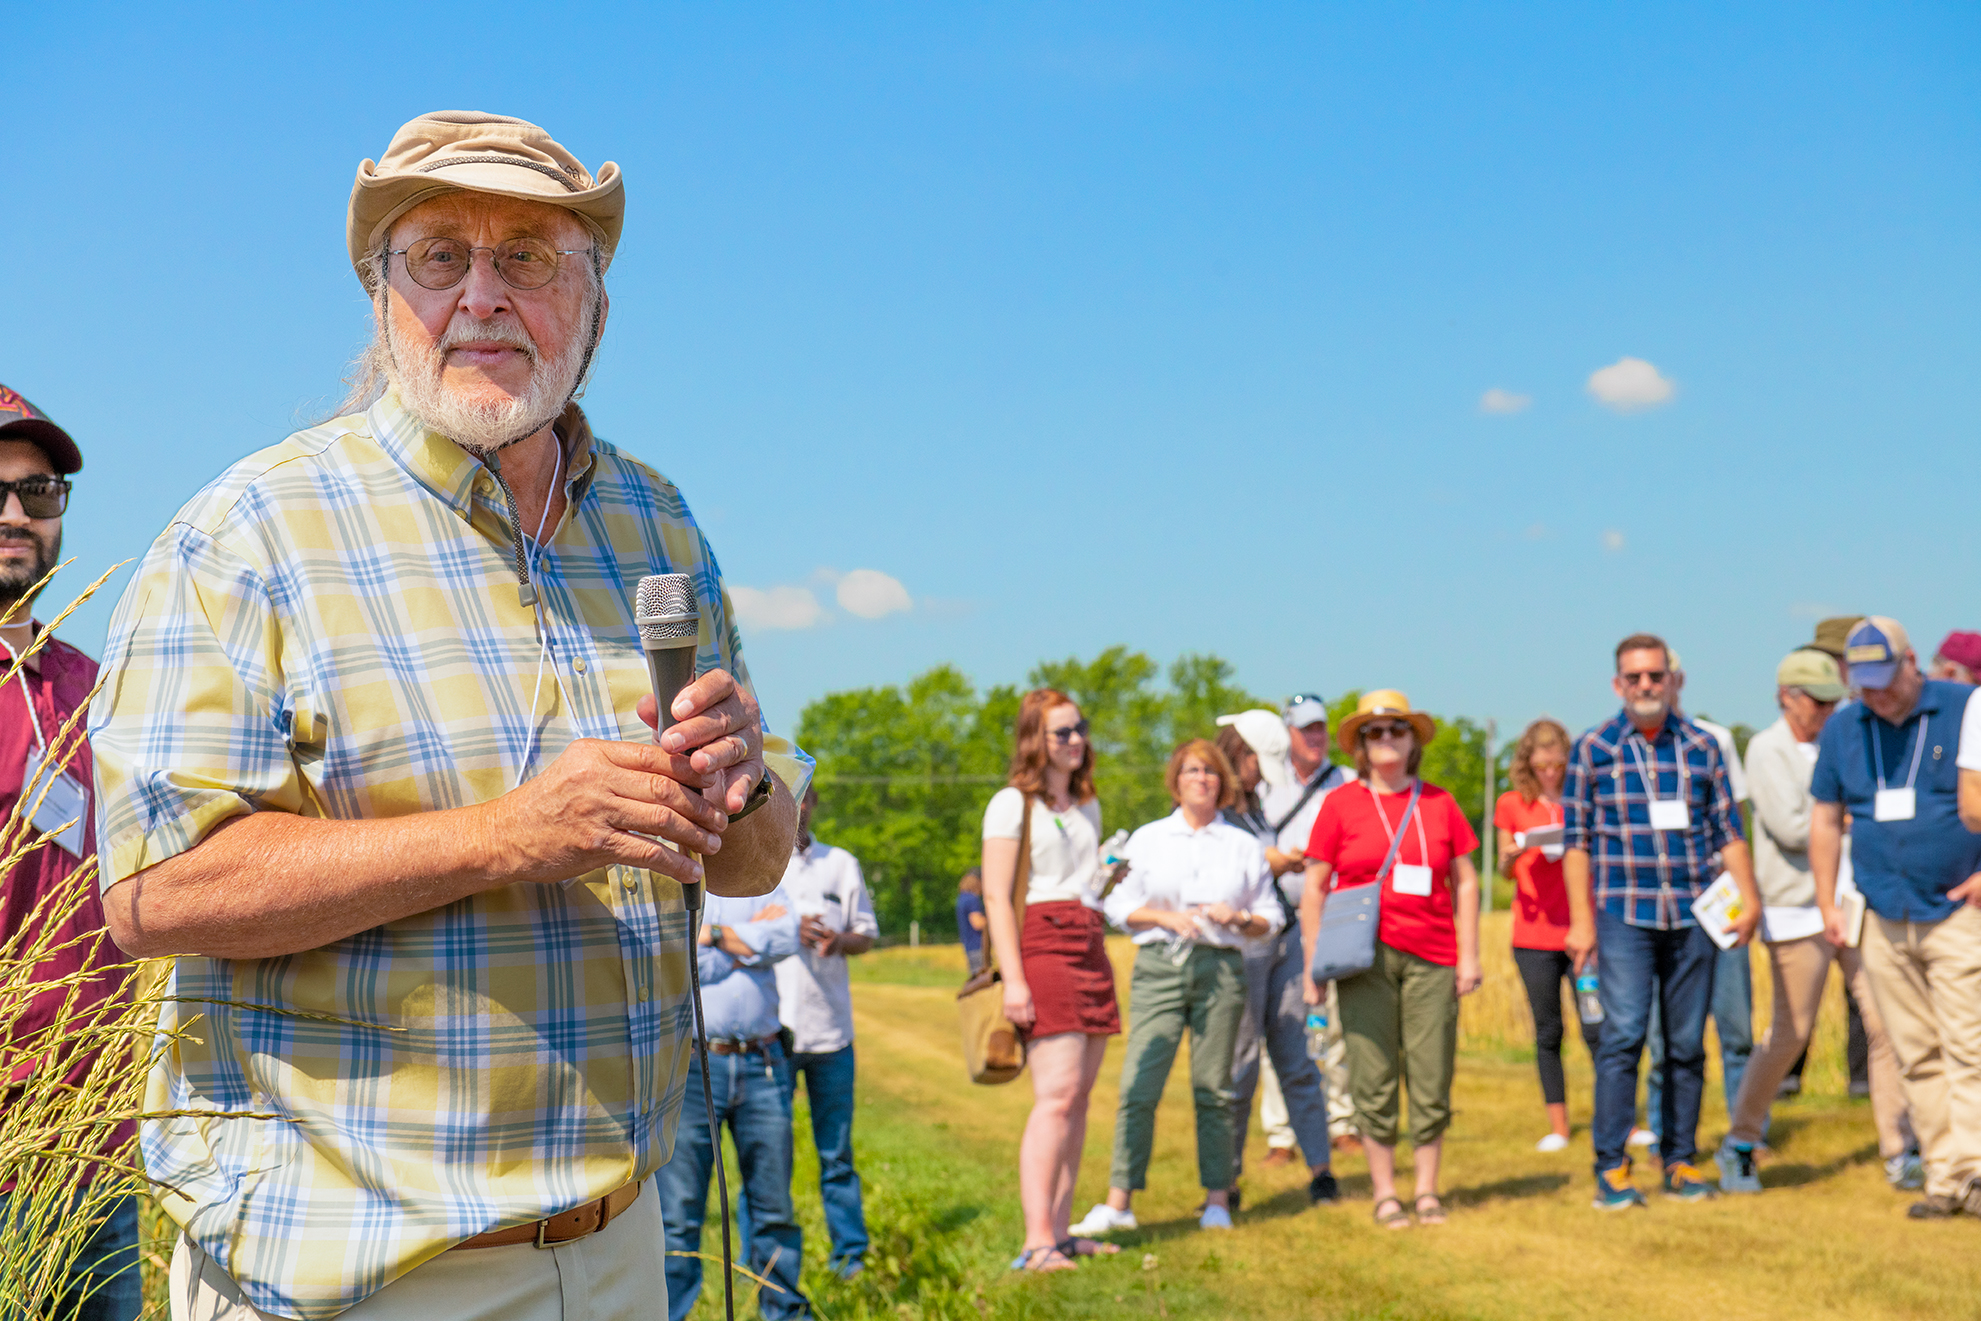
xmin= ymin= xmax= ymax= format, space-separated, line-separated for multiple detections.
xmin=90 ymin=112 xmax=805 ymax=1321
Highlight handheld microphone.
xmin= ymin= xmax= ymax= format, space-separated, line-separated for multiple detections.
xmin=633 ymin=572 xmax=734 ymax=1321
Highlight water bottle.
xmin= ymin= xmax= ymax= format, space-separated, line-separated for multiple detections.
xmin=1305 ymin=1010 xmax=1329 ymax=1060
xmin=1575 ymin=968 xmax=1604 ymax=1025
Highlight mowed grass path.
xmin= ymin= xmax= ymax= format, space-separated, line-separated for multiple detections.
xmin=693 ymin=916 xmax=1979 ymax=1321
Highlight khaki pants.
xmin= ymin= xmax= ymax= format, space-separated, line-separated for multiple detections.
xmin=1727 ymin=935 xmax=1913 ymax=1157
xmin=168 ymin=1183 xmax=665 ymax=1321
xmin=1861 ymin=905 xmax=1981 ymax=1199
xmin=1337 ymin=940 xmax=1458 ymax=1149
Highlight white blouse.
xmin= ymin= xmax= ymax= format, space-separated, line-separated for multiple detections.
xmin=982 ymin=787 xmax=1104 ymax=908
xmin=1106 ymin=809 xmax=1281 ymax=948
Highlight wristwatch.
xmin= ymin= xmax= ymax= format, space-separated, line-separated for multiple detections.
xmin=705 ymin=924 xmax=725 ymax=948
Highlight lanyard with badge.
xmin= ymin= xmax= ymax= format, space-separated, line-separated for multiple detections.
xmin=1870 ymin=713 xmax=1928 ymax=822
xmin=1627 ymin=731 xmax=1691 ymax=833
xmin=5 ymin=643 xmax=87 ymax=857
xmin=1368 ymin=780 xmax=1435 ymax=897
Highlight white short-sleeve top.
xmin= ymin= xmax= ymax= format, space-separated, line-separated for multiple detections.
xmin=982 ymin=786 xmax=1104 ymax=908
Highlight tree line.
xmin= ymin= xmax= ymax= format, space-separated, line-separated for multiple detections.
xmin=796 ymin=645 xmax=1496 ymax=938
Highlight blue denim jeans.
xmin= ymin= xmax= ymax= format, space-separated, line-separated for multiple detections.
xmin=1592 ymin=911 xmax=1719 ymax=1175
xmin=658 ymin=1044 xmax=810 ymax=1321
xmin=790 ymin=1045 xmax=868 ymax=1272
xmin=0 ymin=1190 xmax=142 ymax=1321
xmin=1644 ymin=942 xmax=1754 ymax=1135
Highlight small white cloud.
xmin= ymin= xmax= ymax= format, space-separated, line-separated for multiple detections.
xmin=730 ymin=585 xmax=824 ymax=630
xmin=835 ymin=569 xmax=913 ymax=620
xmin=1479 ymin=387 xmax=1532 ymax=415
xmin=1602 ymin=529 xmax=1627 ymax=552
xmin=1586 ymin=357 xmax=1675 ymax=412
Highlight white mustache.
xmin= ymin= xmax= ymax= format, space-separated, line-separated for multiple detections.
xmin=437 ymin=318 xmax=537 ymax=359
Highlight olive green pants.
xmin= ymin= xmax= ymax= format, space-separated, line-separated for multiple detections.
xmin=1336 ymin=939 xmax=1458 ymax=1148
xmin=1108 ymin=944 xmax=1248 ymax=1192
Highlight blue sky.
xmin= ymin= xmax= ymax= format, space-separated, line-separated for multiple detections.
xmin=8 ymin=3 xmax=1978 ymax=742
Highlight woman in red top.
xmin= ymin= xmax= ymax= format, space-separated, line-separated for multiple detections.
xmin=1494 ymin=718 xmax=1601 ymax=1153
xmin=1299 ymin=690 xmax=1480 ymax=1229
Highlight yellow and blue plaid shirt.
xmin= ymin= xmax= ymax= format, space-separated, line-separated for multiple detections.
xmin=90 ymin=391 xmax=809 ymax=1319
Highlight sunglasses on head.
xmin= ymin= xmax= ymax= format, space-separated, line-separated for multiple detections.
xmin=1047 ymin=718 xmax=1090 ymax=745
xmin=0 ymin=476 xmax=71 ymax=520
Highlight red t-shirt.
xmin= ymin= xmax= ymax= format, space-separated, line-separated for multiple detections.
xmin=1494 ymin=791 xmax=1570 ymax=951
xmin=1307 ymin=780 xmax=1479 ymax=967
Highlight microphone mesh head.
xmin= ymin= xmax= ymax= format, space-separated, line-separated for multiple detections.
xmin=635 ymin=573 xmax=699 ymax=643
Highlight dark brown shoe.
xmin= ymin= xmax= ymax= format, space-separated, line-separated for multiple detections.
xmin=1261 ymin=1147 xmax=1295 ymax=1168
xmin=1906 ymin=1195 xmax=1962 ymax=1221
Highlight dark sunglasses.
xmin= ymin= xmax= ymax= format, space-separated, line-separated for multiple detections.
xmin=0 ymin=477 xmax=71 ymax=519
xmin=1362 ymin=721 xmax=1412 ymax=741
xmin=1620 ymin=669 xmax=1669 ymax=686
xmin=1047 ymin=718 xmax=1091 ymax=745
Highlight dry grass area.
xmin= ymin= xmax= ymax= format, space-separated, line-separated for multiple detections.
xmin=734 ymin=915 xmax=1980 ymax=1321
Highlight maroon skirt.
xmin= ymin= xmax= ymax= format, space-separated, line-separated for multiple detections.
xmin=1020 ymin=901 xmax=1122 ymax=1038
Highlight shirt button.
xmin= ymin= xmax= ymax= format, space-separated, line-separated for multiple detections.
xmin=574 ymin=658 xmax=588 ymax=674
xmin=622 ymin=875 xmax=638 ymax=893
xmin=638 ymin=985 xmax=650 ymax=1002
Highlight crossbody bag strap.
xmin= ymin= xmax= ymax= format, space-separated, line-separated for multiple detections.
xmin=1271 ymin=765 xmax=1339 ymax=835
xmin=985 ymin=792 xmax=1034 ymax=978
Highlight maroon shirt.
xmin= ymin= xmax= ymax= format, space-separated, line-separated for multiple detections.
xmin=1 ymin=628 xmax=134 ymax=1183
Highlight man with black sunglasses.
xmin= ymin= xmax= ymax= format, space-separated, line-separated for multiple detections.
xmin=0 ymin=385 xmax=143 ymax=1321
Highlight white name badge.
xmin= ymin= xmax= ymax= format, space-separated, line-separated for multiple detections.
xmin=1874 ymin=787 xmax=1917 ymax=822
xmin=1648 ymin=799 xmax=1691 ymax=831
xmin=1391 ymin=863 xmax=1434 ymax=897
xmin=1541 ymin=842 xmax=1566 ymax=862
xmin=22 ymin=746 xmax=87 ymax=858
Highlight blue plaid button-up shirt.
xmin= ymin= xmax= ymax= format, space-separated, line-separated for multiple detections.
xmin=1562 ymin=710 xmax=1744 ymax=929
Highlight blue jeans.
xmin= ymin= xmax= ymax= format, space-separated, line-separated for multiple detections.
xmin=1592 ymin=911 xmax=1718 ymax=1175
xmin=790 ymin=1045 xmax=868 ymax=1271
xmin=0 ymin=1191 xmax=142 ymax=1321
xmin=1644 ymin=943 xmax=1754 ymax=1135
xmin=658 ymin=1044 xmax=810 ymax=1321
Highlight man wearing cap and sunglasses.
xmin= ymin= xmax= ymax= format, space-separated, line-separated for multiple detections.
xmin=0 ymin=389 xmax=142 ymax=1321
xmin=90 ymin=113 xmax=807 ymax=1320
xmin=1810 ymin=617 xmax=1981 ymax=1222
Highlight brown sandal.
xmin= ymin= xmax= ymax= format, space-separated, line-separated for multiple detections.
xmin=1413 ymin=1194 xmax=1447 ymax=1226
xmin=1373 ymin=1196 xmax=1411 ymax=1230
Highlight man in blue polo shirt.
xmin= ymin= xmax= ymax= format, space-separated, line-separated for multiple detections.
xmin=1811 ymin=616 xmax=1981 ymax=1223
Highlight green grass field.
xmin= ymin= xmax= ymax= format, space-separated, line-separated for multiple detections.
xmin=689 ymin=915 xmax=1981 ymax=1321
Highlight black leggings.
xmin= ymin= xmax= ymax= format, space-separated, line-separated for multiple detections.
xmin=1513 ymin=947 xmax=1604 ymax=1106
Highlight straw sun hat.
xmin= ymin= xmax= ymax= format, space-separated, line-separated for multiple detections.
xmin=1335 ymin=689 xmax=1437 ymax=755
xmin=347 ymin=110 xmax=624 ymax=287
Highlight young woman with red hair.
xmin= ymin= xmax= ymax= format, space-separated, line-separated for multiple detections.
xmin=982 ymin=689 xmax=1123 ymax=1271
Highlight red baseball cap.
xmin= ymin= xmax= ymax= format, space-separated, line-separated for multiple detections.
xmin=0 ymin=383 xmax=82 ymax=474
xmin=1936 ymin=630 xmax=1981 ymax=675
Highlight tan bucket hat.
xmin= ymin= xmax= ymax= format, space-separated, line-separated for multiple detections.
xmin=347 ymin=111 xmax=624 ymax=288
xmin=1336 ymin=689 xmax=1437 ymax=755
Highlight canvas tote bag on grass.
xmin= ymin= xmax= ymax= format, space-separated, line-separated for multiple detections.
xmin=957 ymin=794 xmax=1033 ymax=1084
xmin=1308 ymin=779 xmax=1421 ymax=984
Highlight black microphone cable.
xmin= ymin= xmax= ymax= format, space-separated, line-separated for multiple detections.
xmin=681 ymin=877 xmax=737 ymax=1321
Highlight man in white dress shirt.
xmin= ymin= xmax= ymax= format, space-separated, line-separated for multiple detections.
xmin=773 ymin=785 xmax=880 ymax=1279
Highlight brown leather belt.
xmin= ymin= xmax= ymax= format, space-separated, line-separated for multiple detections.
xmin=706 ymin=1034 xmax=780 ymax=1056
xmin=453 ymin=1181 xmax=643 ymax=1250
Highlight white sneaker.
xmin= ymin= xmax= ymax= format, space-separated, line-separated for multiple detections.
xmin=1199 ymin=1203 xmax=1233 ymax=1230
xmin=1068 ymin=1203 xmax=1137 ymax=1236
xmin=1627 ymin=1128 xmax=1657 ymax=1148
xmin=1535 ymin=1133 xmax=1570 ymax=1153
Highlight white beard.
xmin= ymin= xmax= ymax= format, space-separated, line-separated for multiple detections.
xmin=385 ymin=307 xmax=591 ymax=453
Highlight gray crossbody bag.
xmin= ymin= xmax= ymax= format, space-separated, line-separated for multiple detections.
xmin=1307 ymin=778 xmax=1421 ymax=984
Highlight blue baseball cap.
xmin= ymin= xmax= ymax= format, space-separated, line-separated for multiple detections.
xmin=1844 ymin=616 xmax=1910 ymax=690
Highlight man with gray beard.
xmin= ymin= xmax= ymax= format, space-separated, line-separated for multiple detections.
xmin=90 ymin=112 xmax=807 ymax=1321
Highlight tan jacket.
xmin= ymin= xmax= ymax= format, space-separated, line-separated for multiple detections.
xmin=1744 ymin=716 xmax=1820 ymax=909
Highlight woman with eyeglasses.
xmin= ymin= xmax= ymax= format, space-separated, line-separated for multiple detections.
xmin=1494 ymin=717 xmax=1597 ymax=1152
xmin=982 ymin=688 xmax=1123 ymax=1272
xmin=1299 ymin=691 xmax=1481 ymax=1229
xmin=1070 ymin=740 xmax=1279 ymax=1238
